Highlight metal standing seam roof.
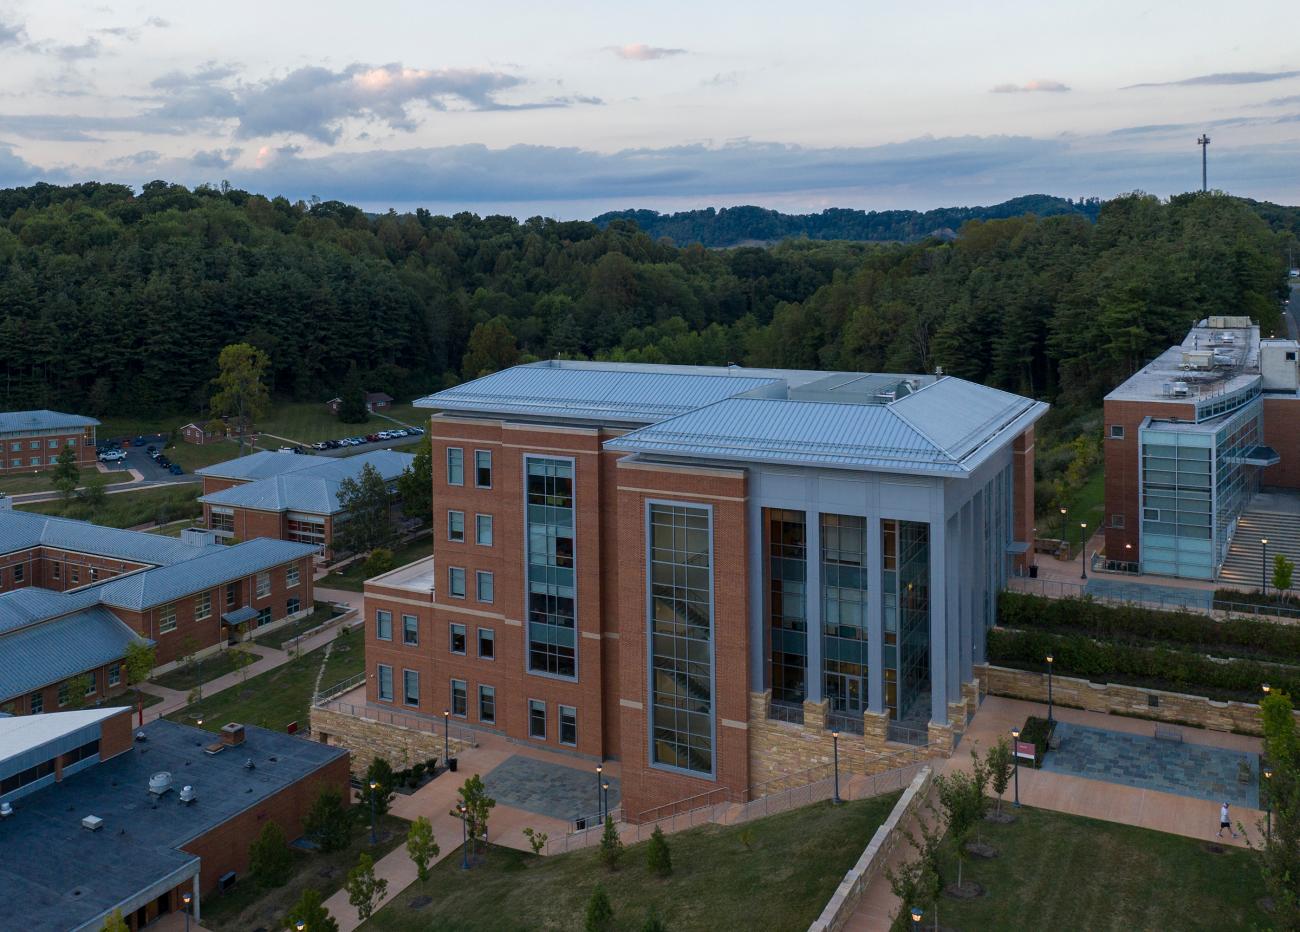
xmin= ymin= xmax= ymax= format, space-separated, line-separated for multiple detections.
xmin=199 ymin=450 xmax=415 ymax=515
xmin=194 ymin=449 xmax=324 ymax=481
xmin=0 ymin=587 xmax=103 ymax=636
xmin=0 ymin=410 xmax=99 ymax=435
xmin=414 ymin=365 xmax=784 ymax=424
xmin=889 ymin=378 xmax=1040 ymax=461
xmin=0 ymin=511 xmax=219 ymax=564
xmin=0 ymin=608 xmax=148 ymax=701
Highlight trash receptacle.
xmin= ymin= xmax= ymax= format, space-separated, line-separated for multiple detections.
xmin=1029 ymin=564 xmax=1039 ymax=579
xmin=448 ymin=757 xmax=458 ymax=773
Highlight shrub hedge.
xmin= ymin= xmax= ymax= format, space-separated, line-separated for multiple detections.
xmin=1212 ymin=588 xmax=1300 ymax=618
xmin=998 ymin=592 xmax=1300 ymax=664
xmin=987 ymin=627 xmax=1300 ymax=703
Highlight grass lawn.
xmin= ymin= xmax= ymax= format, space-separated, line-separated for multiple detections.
xmin=166 ymin=637 xmax=363 ymax=734
xmin=247 ymin=401 xmax=428 ymax=445
xmin=322 ymin=535 xmax=433 ymax=592
xmin=146 ymin=519 xmax=194 ymax=537
xmin=917 ymin=806 xmax=1269 ymax=931
xmin=201 ymin=812 xmax=410 ymax=932
xmin=365 ymin=794 xmax=901 ymax=932
xmin=253 ymin=602 xmax=345 ymax=650
xmin=0 ymin=470 xmax=135 ymax=496
xmin=151 ymin=647 xmax=265 ymax=691
xmin=160 ymin=438 xmax=246 ymax=473
xmin=18 ymin=484 xmax=201 ymax=528
xmin=1037 ymin=466 xmax=1105 ymax=544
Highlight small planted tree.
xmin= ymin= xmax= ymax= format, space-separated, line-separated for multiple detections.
xmin=363 ymin=547 xmax=395 ymax=579
xmin=646 ymin=825 xmax=672 ymax=877
xmin=362 ymin=757 xmax=397 ymax=817
xmin=123 ymin=640 xmax=156 ymax=723
xmin=303 ymin=787 xmax=351 ymax=853
xmin=285 ymin=887 xmax=339 ymax=932
xmin=522 ymin=826 xmax=548 ymax=855
xmin=249 ymin=821 xmax=292 ymax=888
xmin=885 ymin=799 xmax=946 ymax=931
xmin=641 ymin=907 xmax=667 ymax=932
xmin=345 ymin=852 xmax=388 ymax=921
xmin=1275 ymin=554 xmax=1295 ymax=597
xmin=64 ymin=674 xmax=94 ymax=710
xmin=599 ymin=815 xmax=623 ymax=871
xmin=406 ymin=816 xmax=439 ymax=881
xmin=986 ymin=736 xmax=1014 ymax=818
xmin=335 ymin=463 xmax=396 ymax=556
xmin=100 ymin=908 xmax=129 ymax=932
xmin=451 ymin=773 xmax=497 ymax=858
xmin=934 ymin=764 xmax=989 ymax=892
xmin=52 ymin=445 xmax=80 ymax=499
xmin=585 ymin=883 xmax=613 ymax=932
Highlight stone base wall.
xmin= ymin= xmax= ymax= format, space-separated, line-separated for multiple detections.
xmin=976 ymin=663 xmax=1285 ymax=736
xmin=310 ymin=706 xmax=474 ymax=776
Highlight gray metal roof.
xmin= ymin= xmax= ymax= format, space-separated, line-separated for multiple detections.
xmin=194 ymin=449 xmax=323 ymax=481
xmin=890 ymin=378 xmax=1039 ymax=460
xmin=0 ymin=608 xmax=147 ymax=701
xmin=0 ymin=719 xmax=346 ymax=931
xmin=415 ymin=362 xmax=784 ymax=424
xmin=0 ymin=511 xmax=220 ymax=564
xmin=199 ymin=450 xmax=414 ymax=515
xmin=0 ymin=587 xmax=103 ymax=636
xmin=0 ymin=409 xmax=99 ymax=435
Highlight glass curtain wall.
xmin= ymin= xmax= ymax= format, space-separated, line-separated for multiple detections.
xmin=648 ymin=503 xmax=714 ymax=776
xmin=1140 ymin=436 xmax=1214 ymax=579
xmin=821 ymin=514 xmax=869 ymax=717
xmin=525 ymin=457 xmax=576 ymax=677
xmin=767 ymin=510 xmax=807 ymax=706
xmin=882 ymin=519 xmax=931 ymax=727
xmin=1214 ymin=405 xmax=1263 ymax=568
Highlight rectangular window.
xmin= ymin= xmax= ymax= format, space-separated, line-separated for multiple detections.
xmin=1110 ymin=424 xmax=1125 ymax=440
xmin=451 ymin=679 xmax=468 ymax=717
xmin=286 ymin=514 xmax=325 ymax=547
xmin=528 ymin=699 xmax=546 ymax=739
xmin=30 ymin=441 xmax=38 ymax=450
xmin=449 ymin=623 xmax=466 ymax=654
xmin=1143 ymin=507 xmax=1160 ymax=521
xmin=448 ymin=567 xmax=466 ymax=599
xmin=377 ymin=664 xmax=393 ymax=701
xmin=194 ymin=591 xmax=212 ymax=621
xmin=286 ymin=564 xmax=300 ymax=588
xmin=84 ymin=674 xmax=97 ymax=697
xmin=49 ymin=438 xmax=59 ymax=449
xmin=47 ymin=456 xmax=57 ymax=466
xmin=376 ymin=609 xmax=393 ymax=641
xmin=1111 ymin=514 xmax=1125 ymax=529
xmin=475 ymin=514 xmax=493 ymax=546
xmin=479 ymin=685 xmax=496 ymax=724
xmin=71 ymin=566 xmax=79 ymax=584
xmin=107 ymin=663 xmax=121 ymax=687
xmin=526 ymin=456 xmax=576 ymax=677
xmin=210 ymin=508 xmax=235 ymax=534
xmin=478 ymin=627 xmax=495 ymax=659
xmin=768 ymin=509 xmax=807 ymax=705
xmin=257 ymin=606 xmax=272 ymax=628
xmin=30 ymin=457 xmax=40 ymax=467
xmin=58 ymin=682 xmax=70 ymax=707
xmin=13 ymin=563 xmax=24 ymax=583
xmin=286 ymin=596 xmax=301 ymax=615
xmin=648 ymin=502 xmax=714 ymax=776
xmin=475 ymin=450 xmax=493 ymax=488
xmin=821 ymin=514 xmax=869 ymax=718
xmin=159 ymin=603 xmax=177 ymax=634
xmin=476 ymin=570 xmax=494 ymax=604
xmin=89 ymin=567 xmax=98 ymax=581
xmin=403 ymin=614 xmax=419 ymax=645
xmin=226 ymin=582 xmax=237 ymax=609
xmin=447 ymin=447 xmax=464 ymax=486
xmin=448 ymin=511 xmax=465 ymax=542
xmin=30 ymin=691 xmax=43 ymax=714
xmin=559 ymin=705 xmax=577 ymax=747
xmin=403 ymin=669 xmax=420 ymax=706
xmin=256 ymin=571 xmax=271 ymax=598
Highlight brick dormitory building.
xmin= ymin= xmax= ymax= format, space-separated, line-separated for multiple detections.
xmin=0 ymin=509 xmax=317 ymax=715
xmin=0 ymin=409 xmax=99 ymax=475
xmin=334 ymin=361 xmax=1045 ymax=820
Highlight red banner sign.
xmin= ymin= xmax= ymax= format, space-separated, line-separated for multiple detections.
xmin=1015 ymin=741 xmax=1036 ymax=760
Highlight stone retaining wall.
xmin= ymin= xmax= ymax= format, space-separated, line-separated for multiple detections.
xmin=310 ymin=706 xmax=474 ymax=776
xmin=807 ymin=766 xmax=934 ymax=932
xmin=976 ymin=663 xmax=1285 ymax=736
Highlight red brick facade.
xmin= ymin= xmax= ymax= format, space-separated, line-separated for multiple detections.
xmin=1262 ymin=396 xmax=1300 ymax=490
xmin=0 ymin=425 xmax=96 ymax=474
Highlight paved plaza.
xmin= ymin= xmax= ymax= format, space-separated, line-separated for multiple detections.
xmin=482 ymin=753 xmax=622 ymax=822
xmin=1083 ymin=578 xmax=1215 ymax=611
xmin=1041 ymin=721 xmax=1260 ymax=808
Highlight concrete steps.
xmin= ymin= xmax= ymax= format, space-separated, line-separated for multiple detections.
xmin=1219 ymin=510 xmax=1300 ymax=588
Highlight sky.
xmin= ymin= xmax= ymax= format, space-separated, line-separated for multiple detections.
xmin=0 ymin=0 xmax=1298 ymax=217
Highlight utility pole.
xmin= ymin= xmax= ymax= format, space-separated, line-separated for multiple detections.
xmin=1197 ymin=134 xmax=1210 ymax=192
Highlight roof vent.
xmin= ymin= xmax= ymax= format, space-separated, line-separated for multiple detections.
xmin=148 ymin=772 xmax=173 ymax=796
xmin=179 ymin=785 xmax=196 ymax=805
xmin=134 ymin=731 xmax=147 ymax=742
xmin=221 ymin=722 xmax=246 ymax=747
xmin=81 ymin=815 xmax=104 ymax=832
xmin=244 ymin=758 xmax=256 ymax=771
xmin=0 ymin=802 xmax=13 ymax=818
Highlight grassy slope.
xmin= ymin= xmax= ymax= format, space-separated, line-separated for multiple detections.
xmin=151 ymin=647 xmax=265 ymax=691
xmin=249 ymin=401 xmax=428 ymax=445
xmin=18 ymin=484 xmax=201 ymax=528
xmin=929 ymin=806 xmax=1268 ymax=931
xmin=0 ymin=470 xmax=134 ymax=496
xmin=1037 ymin=466 xmax=1105 ymax=544
xmin=321 ymin=536 xmax=433 ymax=592
xmin=366 ymin=794 xmax=901 ymax=932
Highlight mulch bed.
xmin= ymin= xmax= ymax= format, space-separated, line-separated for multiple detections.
xmin=945 ymin=880 xmax=986 ymax=900
xmin=964 ymin=841 xmax=999 ymax=859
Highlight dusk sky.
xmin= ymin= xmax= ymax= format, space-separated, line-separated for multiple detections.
xmin=1 ymin=0 xmax=1297 ymax=216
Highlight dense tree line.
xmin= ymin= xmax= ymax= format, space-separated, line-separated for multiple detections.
xmin=0 ymin=183 xmax=1288 ymax=430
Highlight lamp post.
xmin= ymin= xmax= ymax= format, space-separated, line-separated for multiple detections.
xmin=596 ymin=764 xmax=604 ymax=823
xmin=368 ymin=779 xmax=378 ymax=844
xmin=1045 ymin=654 xmax=1055 ymax=727
xmin=442 ymin=709 xmax=450 ymax=771
xmin=1010 ymin=728 xmax=1021 ymax=808
xmin=182 ymin=892 xmax=192 ymax=932
xmin=831 ymin=730 xmax=842 ymax=805
xmin=1265 ymin=767 xmax=1274 ymax=839
xmin=1264 ymin=683 xmax=1272 ymax=697
xmin=459 ymin=803 xmax=470 ymax=870
xmin=910 ymin=906 xmax=924 ymax=929
xmin=296 ymin=923 xmax=306 ymax=932
xmin=1080 ymin=522 xmax=1088 ymax=580
xmin=602 ymin=782 xmax=610 ymax=820
xmin=1059 ymin=506 xmax=1067 ymax=541
xmin=1263 ymin=538 xmax=1270 ymax=595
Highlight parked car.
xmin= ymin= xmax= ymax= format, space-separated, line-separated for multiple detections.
xmin=131 ymin=436 xmax=146 ymax=447
xmin=168 ymin=464 xmax=184 ymax=475
xmin=97 ymin=450 xmax=126 ymax=463
xmin=312 ymin=441 xmax=329 ymax=450
xmin=365 ymin=433 xmax=380 ymax=443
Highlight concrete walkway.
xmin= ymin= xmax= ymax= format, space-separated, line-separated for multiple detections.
xmin=845 ymin=696 xmax=1265 ymax=929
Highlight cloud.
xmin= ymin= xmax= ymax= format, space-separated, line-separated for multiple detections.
xmin=0 ymin=17 xmax=26 ymax=48
xmin=609 ymin=43 xmax=686 ymax=61
xmin=96 ymin=16 xmax=172 ymax=40
xmin=1124 ymin=70 xmax=1300 ymax=89
xmin=703 ymin=72 xmax=740 ymax=88
xmin=991 ymin=80 xmax=1070 ymax=93
xmin=47 ymin=37 xmax=104 ymax=61
xmin=0 ymin=143 xmax=55 ymax=186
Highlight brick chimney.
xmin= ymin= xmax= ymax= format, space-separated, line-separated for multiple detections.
xmin=221 ymin=723 xmax=246 ymax=747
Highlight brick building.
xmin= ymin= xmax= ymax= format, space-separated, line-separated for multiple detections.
xmin=0 ymin=708 xmax=349 ymax=931
xmin=1102 ymin=317 xmax=1300 ymax=580
xmin=0 ymin=510 xmax=317 ymax=714
xmin=357 ymin=361 xmax=1043 ymax=819
xmin=0 ymin=409 xmax=98 ymax=475
xmin=326 ymin=391 xmax=393 ymax=415
xmin=197 ymin=449 xmax=414 ymax=558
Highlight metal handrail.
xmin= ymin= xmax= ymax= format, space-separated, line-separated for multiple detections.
xmin=315 ymin=697 xmax=480 ymax=745
xmin=313 ymin=671 xmax=365 ymax=704
xmin=767 ymin=700 xmax=805 ymax=725
xmin=825 ymin=711 xmax=865 ymax=736
xmin=1008 ymin=575 xmax=1300 ymax=622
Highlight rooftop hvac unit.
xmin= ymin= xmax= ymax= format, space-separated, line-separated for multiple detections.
xmin=0 ymin=802 xmax=12 ymax=818
xmin=1181 ymin=351 xmax=1213 ymax=370
xmin=148 ymin=772 xmax=173 ymax=796
xmin=179 ymin=785 xmax=196 ymax=805
xmin=180 ymin=528 xmax=218 ymax=547
xmin=1172 ymin=381 xmax=1190 ymax=397
xmin=81 ymin=815 xmax=104 ymax=832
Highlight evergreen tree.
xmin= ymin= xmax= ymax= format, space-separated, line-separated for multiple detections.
xmin=303 ymin=787 xmax=351 ymax=853
xmin=397 ymin=437 xmax=432 ymax=520
xmin=646 ymin=825 xmax=672 ymax=877
xmin=249 ymin=821 xmax=292 ymax=888
xmin=337 ymin=363 xmax=370 ymax=424
xmin=599 ymin=815 xmax=623 ymax=871
xmin=585 ymin=883 xmax=613 ymax=932
xmin=285 ymin=888 xmax=339 ymax=932
xmin=334 ymin=463 xmax=395 ymax=556
xmin=51 ymin=445 xmax=80 ymax=499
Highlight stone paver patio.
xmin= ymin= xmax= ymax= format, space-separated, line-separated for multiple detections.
xmin=1042 ymin=721 xmax=1259 ymax=808
xmin=483 ymin=753 xmax=621 ymax=823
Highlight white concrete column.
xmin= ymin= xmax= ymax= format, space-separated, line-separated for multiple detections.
xmin=192 ymin=873 xmax=201 ymax=922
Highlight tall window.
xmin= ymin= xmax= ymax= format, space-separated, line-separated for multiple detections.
xmin=475 ymin=450 xmax=493 ymax=488
xmin=210 ymin=507 xmax=235 ymax=533
xmin=525 ymin=457 xmax=576 ymax=677
xmin=479 ymin=685 xmax=496 ymax=723
xmin=648 ymin=502 xmax=714 ymax=776
xmin=476 ymin=514 xmax=494 ymax=546
xmin=882 ymin=519 xmax=931 ymax=726
xmin=194 ymin=591 xmax=212 ymax=621
xmin=768 ymin=510 xmax=807 ymax=705
xmin=287 ymin=596 xmax=301 ymax=615
xmin=449 ymin=623 xmax=466 ymax=654
xmin=447 ymin=447 xmax=464 ymax=485
xmin=376 ymin=609 xmax=393 ymax=641
xmin=377 ymin=664 xmax=393 ymax=701
xmin=286 ymin=564 xmax=300 ymax=588
xmin=13 ymin=563 xmax=24 ymax=583
xmin=559 ymin=705 xmax=577 ymax=747
xmin=108 ymin=663 xmax=121 ymax=687
xmin=448 ymin=567 xmax=466 ymax=599
xmin=451 ymin=679 xmax=468 ymax=717
xmin=478 ymin=627 xmax=495 ymax=659
xmin=448 ymin=511 xmax=465 ymax=542
xmin=159 ymin=603 xmax=177 ymax=634
xmin=256 ymin=571 xmax=271 ymax=598
xmin=476 ymin=571 xmax=494 ymax=603
xmin=403 ymin=614 xmax=419 ymax=645
xmin=822 ymin=514 xmax=869 ymax=716
xmin=528 ymin=699 xmax=546 ymax=739
xmin=403 ymin=669 xmax=419 ymax=706
xmin=30 ymin=691 xmax=43 ymax=714
xmin=226 ymin=582 xmax=237 ymax=609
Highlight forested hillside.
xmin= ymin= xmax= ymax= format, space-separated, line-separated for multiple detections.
xmin=594 ymin=195 xmax=1104 ymax=247
xmin=0 ymin=183 xmax=1288 ymax=427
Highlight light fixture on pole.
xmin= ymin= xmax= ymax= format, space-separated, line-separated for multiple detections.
xmin=602 ymin=781 xmax=610 ymax=821
xmin=1080 ymin=522 xmax=1088 ymax=580
xmin=368 ymin=779 xmax=378 ymax=844
xmin=1265 ymin=767 xmax=1274 ymax=839
xmin=1010 ymin=728 xmax=1021 ymax=808
xmin=910 ymin=906 xmax=924 ymax=929
xmin=442 ymin=709 xmax=450 ymax=772
xmin=596 ymin=764 xmax=604 ymax=822
xmin=182 ymin=892 xmax=192 ymax=932
xmin=1059 ymin=506 xmax=1067 ymax=540
xmin=1045 ymin=654 xmax=1055 ymax=727
xmin=1264 ymin=683 xmax=1272 ymax=697
xmin=296 ymin=923 xmax=306 ymax=932
xmin=831 ymin=730 xmax=842 ymax=805
xmin=459 ymin=803 xmax=470 ymax=870
xmin=1263 ymin=539 xmax=1270 ymax=596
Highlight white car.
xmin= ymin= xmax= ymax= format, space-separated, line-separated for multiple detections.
xmin=98 ymin=450 xmax=126 ymax=462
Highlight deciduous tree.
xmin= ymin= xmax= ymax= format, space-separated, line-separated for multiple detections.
xmin=208 ymin=343 xmax=271 ymax=456
xmin=406 ymin=816 xmax=439 ymax=881
xmin=345 ymin=852 xmax=388 ymax=921
xmin=335 ymin=463 xmax=395 ymax=556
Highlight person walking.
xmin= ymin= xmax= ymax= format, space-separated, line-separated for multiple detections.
xmin=1218 ymin=802 xmax=1238 ymax=839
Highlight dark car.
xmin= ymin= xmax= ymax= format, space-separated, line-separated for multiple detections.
xmin=145 ymin=445 xmax=156 ymax=454
xmin=168 ymin=464 xmax=184 ymax=475
xmin=157 ymin=458 xmax=171 ymax=469
xmin=365 ymin=433 xmax=380 ymax=443
xmin=132 ymin=436 xmax=146 ymax=447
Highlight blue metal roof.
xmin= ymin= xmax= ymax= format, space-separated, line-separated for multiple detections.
xmin=0 ymin=588 xmax=103 ymax=636
xmin=415 ymin=361 xmax=782 ymax=424
xmin=199 ymin=450 xmax=414 ymax=515
xmin=195 ymin=449 xmax=323 ymax=481
xmin=0 ymin=608 xmax=146 ymax=701
xmin=890 ymin=378 xmax=1039 ymax=461
xmin=0 ymin=409 xmax=99 ymax=435
xmin=0 ymin=511 xmax=218 ymax=564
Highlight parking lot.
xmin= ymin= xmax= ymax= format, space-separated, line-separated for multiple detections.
xmin=97 ymin=437 xmax=198 ymax=485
